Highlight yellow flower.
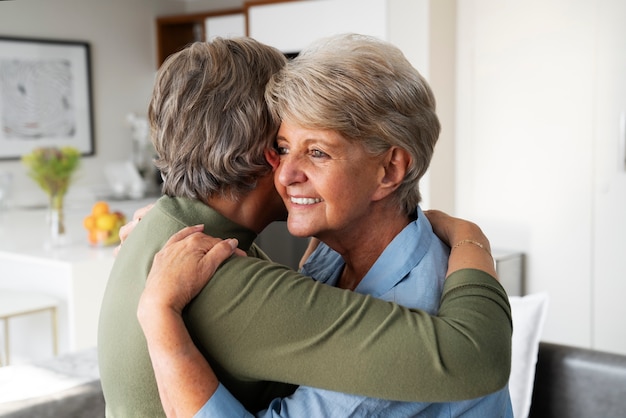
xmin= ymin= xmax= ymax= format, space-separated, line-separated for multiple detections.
xmin=22 ymin=146 xmax=81 ymax=206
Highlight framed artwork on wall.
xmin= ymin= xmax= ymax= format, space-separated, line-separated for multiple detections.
xmin=0 ymin=36 xmax=94 ymax=160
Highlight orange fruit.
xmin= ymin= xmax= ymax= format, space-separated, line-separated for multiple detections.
xmin=87 ymin=229 xmax=100 ymax=245
xmin=91 ymin=201 xmax=110 ymax=217
xmin=83 ymin=215 xmax=97 ymax=231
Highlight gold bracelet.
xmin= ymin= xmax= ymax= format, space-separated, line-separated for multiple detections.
xmin=452 ymin=239 xmax=491 ymax=255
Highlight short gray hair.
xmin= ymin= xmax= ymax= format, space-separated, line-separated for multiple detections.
xmin=150 ymin=38 xmax=287 ymax=201
xmin=265 ymin=33 xmax=440 ymax=214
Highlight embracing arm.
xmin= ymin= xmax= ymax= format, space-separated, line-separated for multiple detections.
xmin=141 ymin=215 xmax=510 ymax=415
xmin=138 ymin=227 xmax=240 ymax=417
xmin=196 ymin=258 xmax=510 ymax=403
xmin=189 ymin=211 xmax=509 ymax=403
xmin=425 ymin=209 xmax=497 ymax=277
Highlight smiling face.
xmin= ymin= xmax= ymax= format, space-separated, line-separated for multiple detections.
xmin=274 ymin=121 xmax=390 ymax=245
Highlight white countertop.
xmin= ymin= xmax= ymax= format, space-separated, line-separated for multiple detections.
xmin=0 ymin=197 xmax=159 ymax=360
xmin=0 ymin=198 xmax=157 ymax=264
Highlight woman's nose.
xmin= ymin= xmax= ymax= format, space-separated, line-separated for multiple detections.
xmin=277 ymin=154 xmax=307 ymax=186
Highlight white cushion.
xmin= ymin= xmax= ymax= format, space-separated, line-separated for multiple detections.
xmin=508 ymin=292 xmax=549 ymax=418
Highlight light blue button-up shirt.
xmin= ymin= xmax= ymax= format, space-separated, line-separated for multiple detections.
xmin=196 ymin=207 xmax=513 ymax=417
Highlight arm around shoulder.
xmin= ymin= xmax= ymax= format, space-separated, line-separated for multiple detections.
xmin=188 ymin=257 xmax=511 ymax=403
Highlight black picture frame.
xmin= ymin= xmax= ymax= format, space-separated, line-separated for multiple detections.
xmin=0 ymin=36 xmax=94 ymax=160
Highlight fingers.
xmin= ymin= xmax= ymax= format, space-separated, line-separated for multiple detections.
xmin=424 ymin=210 xmax=491 ymax=252
xmin=133 ymin=203 xmax=154 ymax=222
xmin=119 ymin=224 xmax=204 ymax=257
xmin=115 ymin=204 xmax=156 ymax=255
xmin=113 ymin=242 xmax=123 ymax=257
xmin=424 ymin=210 xmax=497 ymax=278
xmin=156 ymin=229 xmax=237 ymax=273
xmin=423 ymin=209 xmax=448 ymax=224
xmin=115 ymin=219 xmax=138 ymax=256
xmin=118 ymin=219 xmax=139 ymax=244
xmin=144 ymin=235 xmax=240 ymax=313
xmin=424 ymin=210 xmax=453 ymax=246
xmin=198 ymin=238 xmax=239 ymax=278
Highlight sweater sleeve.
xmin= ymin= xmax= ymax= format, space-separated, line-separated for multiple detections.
xmin=185 ymin=256 xmax=512 ymax=404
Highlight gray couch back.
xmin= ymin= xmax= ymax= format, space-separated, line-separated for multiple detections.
xmin=529 ymin=342 xmax=626 ymax=418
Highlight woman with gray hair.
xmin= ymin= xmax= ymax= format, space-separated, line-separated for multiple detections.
xmin=138 ymin=34 xmax=513 ymax=417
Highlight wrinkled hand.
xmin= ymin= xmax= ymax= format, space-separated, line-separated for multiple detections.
xmin=423 ymin=209 xmax=491 ymax=253
xmin=139 ymin=225 xmax=244 ymax=315
xmin=114 ymin=203 xmax=154 ymax=256
xmin=424 ymin=210 xmax=496 ymax=278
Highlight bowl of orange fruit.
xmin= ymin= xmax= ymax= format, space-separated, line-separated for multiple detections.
xmin=83 ymin=201 xmax=126 ymax=246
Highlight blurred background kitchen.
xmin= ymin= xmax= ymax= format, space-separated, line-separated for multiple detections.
xmin=0 ymin=0 xmax=624 ymax=369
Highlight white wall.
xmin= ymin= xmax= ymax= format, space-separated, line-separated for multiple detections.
xmin=456 ymin=0 xmax=626 ymax=353
xmin=0 ymin=0 xmax=188 ymax=207
xmin=591 ymin=0 xmax=626 ymax=354
xmin=4 ymin=0 xmax=624 ymax=354
xmin=0 ymin=0 xmax=455 ymax=213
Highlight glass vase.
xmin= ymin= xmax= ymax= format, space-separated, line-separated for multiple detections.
xmin=48 ymin=193 xmax=67 ymax=247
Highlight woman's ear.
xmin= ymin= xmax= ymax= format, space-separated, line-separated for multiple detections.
xmin=264 ymin=148 xmax=280 ymax=170
xmin=372 ymin=147 xmax=411 ymax=201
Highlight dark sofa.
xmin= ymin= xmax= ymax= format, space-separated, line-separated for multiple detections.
xmin=2 ymin=342 xmax=626 ymax=417
xmin=529 ymin=342 xmax=626 ymax=418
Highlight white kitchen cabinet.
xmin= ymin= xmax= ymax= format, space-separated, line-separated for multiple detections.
xmin=205 ymin=12 xmax=245 ymax=40
xmin=248 ymin=0 xmax=388 ymax=54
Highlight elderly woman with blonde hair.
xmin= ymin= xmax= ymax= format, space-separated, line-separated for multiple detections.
xmin=134 ymin=33 xmax=513 ymax=417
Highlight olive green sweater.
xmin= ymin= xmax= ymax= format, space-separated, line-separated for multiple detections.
xmin=98 ymin=196 xmax=512 ymax=417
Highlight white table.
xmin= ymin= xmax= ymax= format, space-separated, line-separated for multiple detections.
xmin=0 ymin=290 xmax=59 ymax=366
xmin=0 ymin=198 xmax=156 ymax=364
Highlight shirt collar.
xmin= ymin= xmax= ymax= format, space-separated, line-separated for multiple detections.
xmin=354 ymin=206 xmax=432 ymax=297
xmin=157 ymin=196 xmax=258 ymax=251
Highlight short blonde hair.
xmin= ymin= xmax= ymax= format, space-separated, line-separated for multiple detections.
xmin=265 ymin=33 xmax=440 ymax=214
xmin=150 ymin=38 xmax=287 ymax=201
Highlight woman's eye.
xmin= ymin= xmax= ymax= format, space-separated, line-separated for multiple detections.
xmin=275 ymin=146 xmax=289 ymax=155
xmin=311 ymin=149 xmax=328 ymax=158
